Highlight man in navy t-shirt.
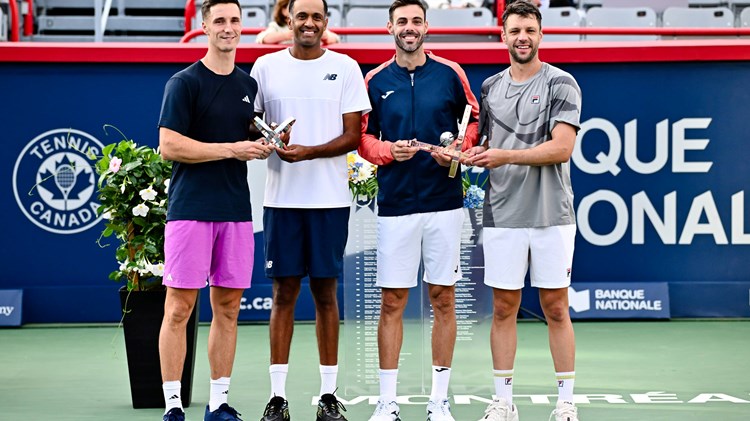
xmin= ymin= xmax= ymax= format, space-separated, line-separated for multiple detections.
xmin=157 ymin=1 xmax=273 ymax=420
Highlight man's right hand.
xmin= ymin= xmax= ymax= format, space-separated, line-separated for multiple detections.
xmin=390 ymin=140 xmax=419 ymax=162
xmin=233 ymin=140 xmax=274 ymax=161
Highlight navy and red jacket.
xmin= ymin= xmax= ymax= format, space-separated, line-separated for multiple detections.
xmin=359 ymin=53 xmax=479 ymax=217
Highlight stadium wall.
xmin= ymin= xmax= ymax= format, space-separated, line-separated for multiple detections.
xmin=1 ymin=40 xmax=749 ymax=323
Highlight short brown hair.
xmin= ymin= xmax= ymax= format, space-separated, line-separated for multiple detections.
xmin=502 ymin=0 xmax=542 ymax=29
xmin=388 ymin=0 xmax=427 ymax=22
xmin=201 ymin=0 xmax=242 ymax=21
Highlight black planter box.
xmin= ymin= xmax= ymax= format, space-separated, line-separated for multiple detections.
xmin=119 ymin=286 xmax=199 ymax=409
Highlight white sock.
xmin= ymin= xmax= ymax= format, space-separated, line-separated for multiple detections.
xmin=429 ymin=366 xmax=451 ymax=402
xmin=209 ymin=377 xmax=231 ymax=412
xmin=379 ymin=369 xmax=398 ymax=402
xmin=319 ymin=365 xmax=339 ymax=396
xmin=556 ymin=371 xmax=575 ymax=403
xmin=162 ymin=380 xmax=182 ymax=414
xmin=493 ymin=369 xmax=514 ymax=406
xmin=269 ymin=364 xmax=289 ymax=399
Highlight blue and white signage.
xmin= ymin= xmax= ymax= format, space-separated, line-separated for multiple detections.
xmin=0 ymin=289 xmax=23 ymax=326
xmin=13 ymin=129 xmax=104 ymax=234
xmin=568 ymin=283 xmax=670 ymax=319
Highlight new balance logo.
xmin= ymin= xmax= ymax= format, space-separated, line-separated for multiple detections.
xmin=323 ymin=73 xmax=338 ymax=81
xmin=381 ymin=90 xmax=394 ymax=99
xmin=242 ymin=95 xmax=251 ymax=103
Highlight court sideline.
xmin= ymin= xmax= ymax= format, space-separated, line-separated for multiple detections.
xmin=1 ymin=320 xmax=748 ymax=420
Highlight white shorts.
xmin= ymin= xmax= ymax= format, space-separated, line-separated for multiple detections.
xmin=376 ymin=208 xmax=464 ymax=288
xmin=483 ymin=224 xmax=576 ymax=290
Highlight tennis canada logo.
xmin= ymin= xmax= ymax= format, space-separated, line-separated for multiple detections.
xmin=13 ymin=129 xmax=104 ymax=234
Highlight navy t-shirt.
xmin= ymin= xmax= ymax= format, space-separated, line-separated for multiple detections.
xmin=158 ymin=61 xmax=257 ymax=222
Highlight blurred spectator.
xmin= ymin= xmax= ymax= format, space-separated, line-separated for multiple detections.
xmin=256 ymin=0 xmax=340 ymax=44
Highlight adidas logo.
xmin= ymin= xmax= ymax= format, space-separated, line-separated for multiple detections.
xmin=167 ymin=274 xmax=173 ymax=282
xmin=169 ymin=394 xmax=180 ymax=400
xmin=242 ymin=95 xmax=251 ymax=103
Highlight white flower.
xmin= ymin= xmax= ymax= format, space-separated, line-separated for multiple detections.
xmin=109 ymin=156 xmax=122 ymax=173
xmin=150 ymin=263 xmax=165 ymax=277
xmin=164 ymin=179 xmax=170 ymax=190
xmin=120 ymin=182 xmax=126 ymax=194
xmin=119 ymin=261 xmax=128 ymax=271
xmin=101 ymin=210 xmax=113 ymax=220
xmin=132 ymin=203 xmax=149 ymax=217
xmin=139 ymin=186 xmax=157 ymax=201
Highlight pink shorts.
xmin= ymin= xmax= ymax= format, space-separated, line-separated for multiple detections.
xmin=163 ymin=220 xmax=254 ymax=289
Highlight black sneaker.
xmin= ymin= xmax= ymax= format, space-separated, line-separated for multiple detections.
xmin=316 ymin=393 xmax=347 ymax=421
xmin=163 ymin=407 xmax=185 ymax=421
xmin=205 ymin=403 xmax=243 ymax=420
xmin=261 ymin=396 xmax=290 ymax=421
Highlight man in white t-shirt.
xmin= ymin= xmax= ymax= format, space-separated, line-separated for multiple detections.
xmin=249 ymin=0 xmax=371 ymax=420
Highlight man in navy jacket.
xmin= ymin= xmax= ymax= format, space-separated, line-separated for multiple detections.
xmin=358 ymin=1 xmax=479 ymax=419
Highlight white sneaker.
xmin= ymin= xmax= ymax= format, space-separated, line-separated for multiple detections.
xmin=549 ymin=401 xmax=579 ymax=421
xmin=478 ymin=398 xmax=519 ymax=421
xmin=426 ymin=399 xmax=455 ymax=421
xmin=368 ymin=400 xmax=401 ymax=421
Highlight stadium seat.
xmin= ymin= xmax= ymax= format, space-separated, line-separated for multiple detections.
xmin=327 ymin=7 xmax=342 ymax=28
xmin=584 ymin=7 xmax=658 ymax=42
xmin=347 ymin=0 xmax=394 ymax=8
xmin=426 ymin=7 xmax=497 ymax=42
xmin=542 ymin=6 xmax=582 ymax=42
xmin=662 ymin=7 xmax=733 ymax=39
xmin=345 ymin=7 xmax=391 ymax=42
xmin=0 ymin=7 xmax=6 ymax=42
xmin=742 ymin=6 xmax=750 ymax=25
xmin=687 ymin=0 xmax=727 ymax=7
xmin=579 ymin=0 xmax=603 ymax=9
xmin=241 ymin=7 xmax=267 ymax=28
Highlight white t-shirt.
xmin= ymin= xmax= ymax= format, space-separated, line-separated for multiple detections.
xmin=251 ymin=49 xmax=371 ymax=208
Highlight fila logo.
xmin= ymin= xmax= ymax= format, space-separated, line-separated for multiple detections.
xmin=242 ymin=95 xmax=251 ymax=103
xmin=323 ymin=73 xmax=338 ymax=81
xmin=381 ymin=90 xmax=394 ymax=99
xmin=531 ymin=95 xmax=540 ymax=104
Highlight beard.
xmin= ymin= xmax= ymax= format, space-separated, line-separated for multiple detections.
xmin=509 ymin=43 xmax=538 ymax=64
xmin=394 ymin=30 xmax=424 ymax=53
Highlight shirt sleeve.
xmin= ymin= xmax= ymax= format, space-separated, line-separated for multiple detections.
xmin=358 ymin=71 xmax=394 ymax=166
xmin=341 ymin=59 xmax=372 ymax=115
xmin=249 ymin=58 xmax=265 ymax=114
xmin=157 ymin=76 xmax=192 ymax=135
xmin=549 ymin=73 xmax=582 ymax=133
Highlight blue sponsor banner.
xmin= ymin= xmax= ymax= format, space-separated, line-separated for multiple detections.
xmin=1 ymin=59 xmax=749 ymax=322
xmin=0 ymin=290 xmax=23 ymax=326
xmin=568 ymin=283 xmax=670 ymax=319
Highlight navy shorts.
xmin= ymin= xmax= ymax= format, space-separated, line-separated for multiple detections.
xmin=263 ymin=207 xmax=350 ymax=279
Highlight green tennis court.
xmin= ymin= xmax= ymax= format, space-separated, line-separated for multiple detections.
xmin=1 ymin=320 xmax=749 ymax=420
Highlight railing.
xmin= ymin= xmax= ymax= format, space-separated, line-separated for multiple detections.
xmin=184 ymin=0 xmax=196 ymax=33
xmin=24 ymin=0 xmax=33 ymax=37
xmin=179 ymin=26 xmax=750 ymax=43
xmin=8 ymin=0 xmax=19 ymax=41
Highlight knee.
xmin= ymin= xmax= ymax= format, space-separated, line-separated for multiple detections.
xmin=164 ymin=300 xmax=194 ymax=326
xmin=492 ymin=300 xmax=517 ymax=321
xmin=380 ymin=291 xmax=407 ymax=317
xmin=430 ymin=290 xmax=455 ymax=317
xmin=312 ymin=288 xmax=338 ymax=310
xmin=273 ymin=283 xmax=301 ymax=308
xmin=212 ymin=302 xmax=240 ymax=322
xmin=542 ymin=302 xmax=570 ymax=324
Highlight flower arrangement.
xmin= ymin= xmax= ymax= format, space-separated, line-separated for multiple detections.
xmin=462 ymin=169 xmax=487 ymax=209
xmin=92 ymin=126 xmax=172 ymax=291
xmin=347 ymin=151 xmax=378 ymax=205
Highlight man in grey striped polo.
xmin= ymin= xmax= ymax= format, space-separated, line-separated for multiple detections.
xmin=463 ymin=1 xmax=582 ymax=420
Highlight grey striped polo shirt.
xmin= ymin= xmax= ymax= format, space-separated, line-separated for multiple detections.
xmin=479 ymin=63 xmax=582 ymax=228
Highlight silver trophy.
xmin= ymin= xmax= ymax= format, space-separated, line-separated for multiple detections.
xmin=449 ymin=105 xmax=472 ymax=178
xmin=253 ymin=116 xmax=295 ymax=149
